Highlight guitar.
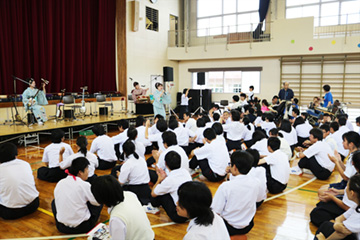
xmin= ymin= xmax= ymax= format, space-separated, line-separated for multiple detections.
xmin=10 ymin=95 xmax=22 ymax=122
xmin=56 ymin=89 xmax=66 ymax=118
xmin=80 ymin=86 xmax=88 ymax=114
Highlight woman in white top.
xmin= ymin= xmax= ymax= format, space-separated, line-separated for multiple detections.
xmin=315 ymin=175 xmax=360 ymax=240
xmin=91 ymin=175 xmax=154 ymax=240
xmin=52 ymin=157 xmax=102 ymax=234
xmin=115 ymin=140 xmax=151 ymax=206
xmin=180 ymin=88 xmax=192 ymax=120
xmin=59 ymin=136 xmax=99 ymax=184
xmin=177 ymin=181 xmax=230 ymax=240
xmin=0 ymin=143 xmax=39 ymax=219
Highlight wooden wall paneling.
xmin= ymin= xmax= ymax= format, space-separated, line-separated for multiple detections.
xmin=116 ymin=0 xmax=127 ymax=106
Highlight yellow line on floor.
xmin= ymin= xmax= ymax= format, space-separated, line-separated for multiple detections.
xmin=37 ymin=207 xmax=54 ymax=217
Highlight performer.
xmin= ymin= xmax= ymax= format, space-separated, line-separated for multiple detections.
xmin=152 ymin=82 xmax=171 ymax=119
xmin=131 ymin=82 xmax=149 ymax=103
xmin=22 ymin=78 xmax=48 ymax=124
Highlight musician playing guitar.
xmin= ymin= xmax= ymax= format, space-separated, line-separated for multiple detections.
xmin=22 ymin=78 xmax=48 ymax=124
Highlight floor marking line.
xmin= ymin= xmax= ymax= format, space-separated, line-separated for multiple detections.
xmin=151 ymin=222 xmax=178 ymax=228
xmin=37 ymin=207 xmax=54 ymax=217
xmin=28 ymin=146 xmax=45 ymax=150
xmin=2 ymin=234 xmax=88 ymax=240
xmin=264 ymin=177 xmax=317 ymax=202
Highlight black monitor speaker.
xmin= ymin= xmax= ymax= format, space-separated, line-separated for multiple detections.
xmin=197 ymin=72 xmax=205 ymax=85
xmin=163 ymin=66 xmax=173 ymax=82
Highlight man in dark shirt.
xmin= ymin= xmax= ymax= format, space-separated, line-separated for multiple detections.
xmin=278 ymin=82 xmax=294 ymax=101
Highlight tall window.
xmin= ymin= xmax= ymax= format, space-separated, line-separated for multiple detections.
xmin=192 ymin=71 xmax=261 ymax=94
xmin=197 ymin=0 xmax=262 ymax=37
xmin=286 ymin=0 xmax=360 ymax=27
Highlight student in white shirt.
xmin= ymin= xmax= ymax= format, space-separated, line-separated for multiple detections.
xmin=112 ymin=119 xmax=129 ymax=161
xmin=117 ymin=127 xmax=146 ymax=161
xmin=169 ymin=117 xmax=196 ymax=155
xmin=243 ymin=117 xmax=255 ymax=148
xmin=338 ymin=114 xmax=354 ymax=131
xmin=239 ymin=93 xmax=248 ymax=109
xmin=212 ymin=150 xmax=259 ymax=235
xmin=211 ymin=122 xmax=226 ymax=143
xmin=356 ymin=117 xmax=360 ymax=135
xmin=246 ymin=149 xmax=267 ymax=208
xmin=257 ymin=113 xmax=277 ymax=137
xmin=190 ymin=128 xmax=230 ymax=182
xmin=90 ymin=124 xmax=117 ymax=170
xmin=59 ymin=136 xmax=98 ymax=184
xmin=52 ymin=157 xmax=102 ymax=233
xmin=294 ymin=117 xmax=312 ymax=147
xmin=145 ymin=151 xmax=191 ymax=223
xmin=250 ymin=131 xmax=270 ymax=157
xmin=212 ymin=112 xmax=221 ymax=123
xmin=189 ymin=117 xmax=206 ymax=152
xmin=203 ymin=115 xmax=213 ymax=128
xmin=149 ymin=114 xmax=165 ymax=135
xmin=269 ymin=128 xmax=292 ymax=161
xmin=135 ymin=116 xmax=153 ymax=154
xmin=319 ymin=124 xmax=338 ymax=152
xmin=332 ymin=117 xmax=351 ymax=160
xmin=176 ymin=181 xmax=230 ymax=240
xmin=291 ymin=128 xmax=334 ymax=180
xmin=115 ymin=140 xmax=151 ymax=206
xmin=248 ymin=85 xmax=255 ymax=101
xmin=180 ymin=88 xmax=192 ymax=120
xmin=279 ymin=119 xmax=298 ymax=153
xmin=258 ymin=137 xmax=290 ymax=194
xmin=315 ymin=175 xmax=360 ymax=240
xmin=228 ymin=95 xmax=241 ymax=110
xmin=38 ymin=129 xmax=74 ymax=182
xmin=145 ymin=118 xmax=168 ymax=167
xmin=0 ymin=143 xmax=39 ymax=220
xmin=223 ymin=110 xmax=245 ymax=151
xmin=91 ymin=175 xmax=154 ymax=240
xmin=184 ymin=112 xmax=197 ymax=133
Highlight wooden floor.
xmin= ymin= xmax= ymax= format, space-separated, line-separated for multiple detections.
xmin=0 ymin=129 xmax=343 ymax=240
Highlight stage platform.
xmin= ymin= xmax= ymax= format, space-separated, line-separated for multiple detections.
xmin=0 ymin=113 xmax=154 ymax=145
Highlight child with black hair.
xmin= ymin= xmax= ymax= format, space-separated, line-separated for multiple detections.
xmin=243 ymin=117 xmax=255 ymax=148
xmin=254 ymin=110 xmax=263 ymax=126
xmin=112 ymin=119 xmax=130 ymax=160
xmin=228 ymin=95 xmax=241 ymax=110
xmin=356 ymin=116 xmax=360 ymax=135
xmin=212 ymin=122 xmax=226 ymax=143
xmin=190 ymin=128 xmax=229 ymax=182
xmin=294 ymin=116 xmax=312 ymax=147
xmin=0 ymin=143 xmax=39 ymax=220
xmin=180 ymin=88 xmax=192 ymax=120
xmin=239 ymin=93 xmax=248 ymax=108
xmin=52 ymin=157 xmax=102 ymax=234
xmin=184 ymin=112 xmax=197 ymax=133
xmin=279 ymin=119 xmax=298 ymax=153
xmin=257 ymin=113 xmax=276 ymax=137
xmin=91 ymin=175 xmax=154 ymax=239
xmin=258 ymin=137 xmax=290 ymax=194
xmin=310 ymin=151 xmax=360 ymax=228
xmin=212 ymin=150 xmax=259 ymax=235
xmin=189 ymin=117 xmax=206 ymax=151
xmin=60 ymin=136 xmax=98 ymax=184
xmin=115 ymin=140 xmax=151 ymax=205
xmin=149 ymin=114 xmax=165 ymax=135
xmin=319 ymin=124 xmax=338 ymax=152
xmin=323 ymin=84 xmax=333 ymax=108
xmin=222 ymin=110 xmax=231 ymax=125
xmin=176 ymin=182 xmax=230 ymax=240
xmin=269 ymin=128 xmax=292 ymax=161
xmin=118 ymin=127 xmax=145 ymax=160
xmin=333 ymin=117 xmax=351 ymax=160
xmin=144 ymin=151 xmax=191 ymax=223
xmin=169 ymin=117 xmax=196 ymax=155
xmin=135 ymin=116 xmax=153 ymax=154
xmin=290 ymin=128 xmax=334 ymax=180
xmin=203 ymin=115 xmax=213 ymax=128
xmin=292 ymin=98 xmax=299 ymax=109
xmin=246 ymin=149 xmax=267 ymax=208
xmin=145 ymin=119 xmax=168 ymax=152
xmin=90 ymin=124 xmax=117 ymax=170
xmin=250 ymin=130 xmax=270 ymax=157
xmin=212 ymin=112 xmax=221 ymax=123
xmin=290 ymin=107 xmax=300 ymax=123
xmin=38 ymin=129 xmax=74 ymax=182
xmin=248 ymin=86 xmax=254 ymax=101
xmin=315 ymin=174 xmax=360 ymax=240
xmin=330 ymin=121 xmax=340 ymax=133
xmin=223 ymin=110 xmax=245 ymax=151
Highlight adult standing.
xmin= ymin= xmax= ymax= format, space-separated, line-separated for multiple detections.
xmin=278 ymin=82 xmax=294 ymax=101
xmin=152 ymin=82 xmax=171 ymax=119
xmin=322 ymin=84 xmax=333 ymax=108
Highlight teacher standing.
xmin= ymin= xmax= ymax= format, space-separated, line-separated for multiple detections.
xmin=152 ymin=82 xmax=171 ymax=119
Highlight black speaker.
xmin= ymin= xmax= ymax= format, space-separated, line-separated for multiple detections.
xmin=188 ymin=89 xmax=212 ymax=112
xmin=99 ymin=107 xmax=108 ymax=115
xmin=163 ymin=66 xmax=173 ymax=82
xmin=64 ymin=110 xmax=74 ymax=119
xmin=197 ymin=72 xmax=205 ymax=85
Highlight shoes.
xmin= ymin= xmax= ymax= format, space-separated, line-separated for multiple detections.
xmin=38 ymin=120 xmax=44 ymax=125
xmin=290 ymin=166 xmax=303 ymax=176
xmin=143 ymin=203 xmax=160 ymax=215
xmin=302 ymin=169 xmax=314 ymax=175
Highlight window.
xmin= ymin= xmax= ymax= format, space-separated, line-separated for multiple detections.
xmin=146 ymin=7 xmax=158 ymax=31
xmin=286 ymin=0 xmax=360 ymax=27
xmin=196 ymin=0 xmax=263 ymax=36
xmin=192 ymin=70 xmax=261 ymax=94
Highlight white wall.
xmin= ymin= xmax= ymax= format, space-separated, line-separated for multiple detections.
xmin=126 ymin=0 xmax=181 ymax=108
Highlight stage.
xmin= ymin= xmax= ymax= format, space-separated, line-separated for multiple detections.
xmin=0 ymin=113 xmax=154 ymax=145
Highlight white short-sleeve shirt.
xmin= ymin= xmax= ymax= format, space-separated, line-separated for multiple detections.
xmin=343 ymin=207 xmax=360 ymax=239
xmin=60 ymin=151 xmax=99 ymax=177
xmin=119 ymin=155 xmax=150 ymax=185
xmin=303 ymin=140 xmax=335 ymax=172
xmin=173 ymin=124 xmax=196 ymax=147
xmin=212 ymin=174 xmax=259 ymax=229
xmin=157 ymin=145 xmax=189 ymax=173
xmin=342 ymin=187 xmax=358 ymax=209
xmin=243 ymin=124 xmax=255 ymax=141
xmin=136 ymin=125 xmax=152 ymax=147
xmin=248 ymin=167 xmax=267 ymax=202
xmin=194 ymin=138 xmax=230 ymax=176
xmin=260 ymin=121 xmax=277 ymax=137
xmin=43 ymin=142 xmax=74 ymax=168
xmin=185 ymin=118 xmax=197 ymax=133
xmin=264 ymin=150 xmax=290 ymax=185
xmin=181 ymin=94 xmax=189 ymax=106
xmin=251 ymin=138 xmax=270 ymax=156
xmin=279 ymin=137 xmax=292 ymax=161
xmin=325 ymin=135 xmax=338 ymax=153
xmin=148 ymin=132 xmax=166 ymax=152
xmin=279 ymin=127 xmax=298 ymax=146
xmin=153 ymin=168 xmax=192 ymax=205
xmin=194 ymin=127 xmax=205 ymax=144
xmin=332 ymin=126 xmax=350 ymax=157
xmin=90 ymin=135 xmax=117 ymax=162
xmin=344 ymin=153 xmax=357 ymax=179
xmin=295 ymin=123 xmax=312 ymax=138
xmin=222 ymin=122 xmax=245 ymax=141
xmin=0 ymin=159 xmax=39 ymax=208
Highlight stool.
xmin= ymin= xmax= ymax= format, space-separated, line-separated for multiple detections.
xmin=230 ymin=235 xmax=247 ymax=240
